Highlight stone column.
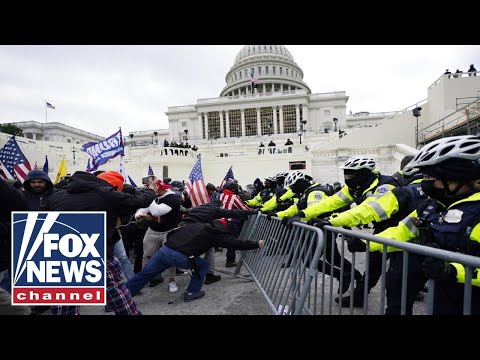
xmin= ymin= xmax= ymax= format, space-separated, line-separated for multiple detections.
xmin=241 ymin=109 xmax=246 ymax=137
xmin=225 ymin=110 xmax=230 ymax=138
xmin=295 ymin=104 xmax=300 ymax=132
xmin=256 ymin=108 xmax=262 ymax=135
xmin=302 ymin=104 xmax=309 ymax=126
xmin=204 ymin=112 xmax=209 ymax=139
xmin=279 ymin=106 xmax=284 ymax=134
xmin=263 ymin=83 xmax=266 ymax=94
xmin=273 ymin=106 xmax=278 ymax=134
xmin=198 ymin=113 xmax=203 ymax=139
xmin=219 ymin=110 xmax=224 ymax=138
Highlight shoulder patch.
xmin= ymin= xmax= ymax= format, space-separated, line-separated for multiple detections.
xmin=376 ymin=185 xmax=390 ymax=194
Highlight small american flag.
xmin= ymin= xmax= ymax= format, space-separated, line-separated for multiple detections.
xmin=0 ymin=137 xmax=32 ymax=183
xmin=185 ymin=158 xmax=210 ymax=207
xmin=219 ymin=166 xmax=235 ymax=189
xmin=46 ymin=101 xmax=55 ymax=109
xmin=148 ymin=164 xmax=154 ymax=176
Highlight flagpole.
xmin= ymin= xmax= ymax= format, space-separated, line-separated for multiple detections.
xmin=45 ymin=100 xmax=47 ymax=123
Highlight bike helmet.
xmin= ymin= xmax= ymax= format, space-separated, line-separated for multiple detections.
xmin=404 ymin=135 xmax=480 ymax=170
xmin=402 ymin=166 xmax=419 ymax=177
xmin=275 ymin=171 xmax=289 ymax=179
xmin=339 ymin=156 xmax=376 ymax=171
xmin=284 ymin=171 xmax=305 ymax=188
xmin=265 ymin=176 xmax=277 ymax=183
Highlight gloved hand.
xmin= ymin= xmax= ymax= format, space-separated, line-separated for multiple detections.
xmin=313 ymin=218 xmax=331 ymax=229
xmin=265 ymin=211 xmax=276 ymax=221
xmin=281 ymin=215 xmax=301 ymax=227
xmin=346 ymin=237 xmax=367 ymax=252
xmin=421 ymin=243 xmax=457 ymax=281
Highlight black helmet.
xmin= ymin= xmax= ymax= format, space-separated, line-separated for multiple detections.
xmin=224 ymin=180 xmax=239 ymax=194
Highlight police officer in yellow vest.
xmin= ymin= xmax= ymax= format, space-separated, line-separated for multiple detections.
xmin=268 ymin=171 xmax=362 ymax=294
xmin=304 ymin=156 xmax=401 ymax=307
xmin=245 ymin=176 xmax=277 ymax=208
xmin=373 ymin=135 xmax=480 ymax=315
xmin=260 ymin=172 xmax=296 ymax=213
xmin=314 ymin=162 xmax=428 ymax=312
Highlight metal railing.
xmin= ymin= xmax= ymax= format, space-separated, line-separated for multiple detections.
xmin=236 ymin=214 xmax=325 ymax=315
xmin=238 ymin=214 xmax=480 ymax=315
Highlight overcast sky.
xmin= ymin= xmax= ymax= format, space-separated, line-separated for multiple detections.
xmin=1 ymin=45 xmax=478 ymax=137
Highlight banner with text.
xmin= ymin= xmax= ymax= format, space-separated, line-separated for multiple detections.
xmin=82 ymin=129 xmax=124 ymax=172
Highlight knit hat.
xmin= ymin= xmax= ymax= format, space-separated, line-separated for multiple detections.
xmin=97 ymin=171 xmax=124 ymax=192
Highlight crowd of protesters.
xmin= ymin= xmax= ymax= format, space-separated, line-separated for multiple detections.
xmin=2 ymin=134 xmax=480 ymax=316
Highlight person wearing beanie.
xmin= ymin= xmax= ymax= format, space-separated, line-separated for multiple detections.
xmin=22 ymin=169 xmax=58 ymax=315
xmin=97 ymin=170 xmax=125 ymax=192
xmin=41 ymin=171 xmax=155 ymax=315
xmin=22 ymin=170 xmax=57 ymax=211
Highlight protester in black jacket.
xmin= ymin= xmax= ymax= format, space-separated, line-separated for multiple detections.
xmin=0 ymin=180 xmax=31 ymax=315
xmin=23 ymin=170 xmax=56 ymax=210
xmin=126 ymin=205 xmax=262 ymax=303
xmin=180 ymin=200 xmax=258 ymax=284
xmin=41 ymin=171 xmax=155 ymax=315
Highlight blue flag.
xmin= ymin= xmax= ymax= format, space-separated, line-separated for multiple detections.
xmin=82 ymin=129 xmax=124 ymax=172
xmin=128 ymin=175 xmax=138 ymax=187
xmin=148 ymin=164 xmax=154 ymax=176
xmin=42 ymin=155 xmax=49 ymax=174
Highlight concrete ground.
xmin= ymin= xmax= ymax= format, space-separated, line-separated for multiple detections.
xmin=80 ymin=249 xmax=273 ymax=315
xmin=30 ymin=228 xmax=430 ymax=315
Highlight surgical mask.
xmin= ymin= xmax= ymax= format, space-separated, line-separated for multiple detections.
xmin=421 ymin=180 xmax=446 ymax=200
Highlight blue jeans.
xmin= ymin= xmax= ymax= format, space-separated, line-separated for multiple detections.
xmin=126 ymin=245 xmax=209 ymax=297
xmin=114 ymin=238 xmax=135 ymax=281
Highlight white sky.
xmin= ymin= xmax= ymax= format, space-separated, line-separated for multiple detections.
xmin=0 ymin=45 xmax=478 ymax=137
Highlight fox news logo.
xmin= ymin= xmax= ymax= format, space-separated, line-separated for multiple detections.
xmin=11 ymin=212 xmax=106 ymax=306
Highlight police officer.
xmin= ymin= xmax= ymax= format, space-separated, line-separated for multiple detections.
xmin=304 ymin=156 xmax=400 ymax=306
xmin=315 ymin=162 xmax=428 ymax=312
xmin=246 ymin=176 xmax=277 ymax=208
xmin=375 ymin=135 xmax=480 ymax=315
xmin=267 ymin=171 xmax=359 ymax=294
xmin=260 ymin=172 xmax=296 ymax=213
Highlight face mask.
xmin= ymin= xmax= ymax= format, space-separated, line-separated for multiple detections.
xmin=421 ymin=180 xmax=446 ymax=200
xmin=345 ymin=177 xmax=364 ymax=189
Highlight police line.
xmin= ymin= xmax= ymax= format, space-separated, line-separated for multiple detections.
xmin=236 ymin=214 xmax=480 ymax=315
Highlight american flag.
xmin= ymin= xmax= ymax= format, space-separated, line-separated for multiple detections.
xmin=148 ymin=164 xmax=154 ymax=176
xmin=0 ymin=137 xmax=32 ymax=183
xmin=185 ymin=158 xmax=210 ymax=207
xmin=219 ymin=166 xmax=235 ymax=189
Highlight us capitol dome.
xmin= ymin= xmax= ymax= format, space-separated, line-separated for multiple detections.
xmin=220 ymin=45 xmax=311 ymax=97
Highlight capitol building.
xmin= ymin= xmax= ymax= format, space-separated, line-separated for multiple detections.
xmin=2 ymin=45 xmax=480 ymax=186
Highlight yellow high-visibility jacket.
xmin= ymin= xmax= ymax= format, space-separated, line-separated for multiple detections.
xmin=373 ymin=192 xmax=480 ymax=287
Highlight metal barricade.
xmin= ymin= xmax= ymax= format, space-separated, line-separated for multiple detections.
xmin=236 ymin=214 xmax=480 ymax=315
xmin=236 ymin=213 xmax=324 ymax=315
